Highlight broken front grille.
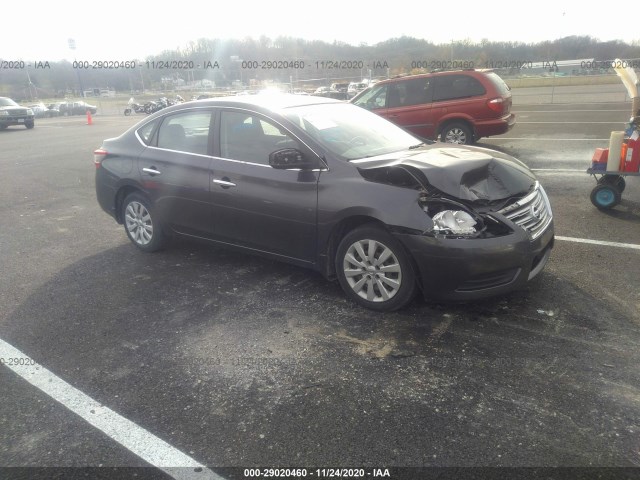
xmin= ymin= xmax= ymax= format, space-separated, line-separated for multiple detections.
xmin=498 ymin=182 xmax=552 ymax=240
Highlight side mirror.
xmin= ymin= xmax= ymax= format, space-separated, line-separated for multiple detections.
xmin=269 ymin=149 xmax=316 ymax=170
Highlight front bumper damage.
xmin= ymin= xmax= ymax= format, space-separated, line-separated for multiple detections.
xmin=396 ymin=220 xmax=554 ymax=301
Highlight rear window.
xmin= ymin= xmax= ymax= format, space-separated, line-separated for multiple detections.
xmin=485 ymin=72 xmax=511 ymax=95
xmin=432 ymin=74 xmax=486 ymax=102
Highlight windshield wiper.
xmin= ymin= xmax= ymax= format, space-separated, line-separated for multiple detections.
xmin=408 ymin=142 xmax=426 ymax=150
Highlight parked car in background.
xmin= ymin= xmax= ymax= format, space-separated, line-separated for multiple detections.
xmin=348 ymin=82 xmax=369 ymax=98
xmin=58 ymin=101 xmax=97 ymax=116
xmin=351 ymin=70 xmax=515 ymax=144
xmin=313 ymin=87 xmax=348 ymax=100
xmin=330 ymin=82 xmax=350 ymax=94
xmin=28 ymin=103 xmax=50 ymax=118
xmin=46 ymin=103 xmax=61 ymax=117
xmin=95 ymin=94 xmax=553 ymax=311
xmin=0 ymin=97 xmax=35 ymax=129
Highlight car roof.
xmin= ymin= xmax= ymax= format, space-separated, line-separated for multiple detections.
xmin=375 ymin=69 xmax=487 ymax=85
xmin=181 ymin=93 xmax=342 ymax=111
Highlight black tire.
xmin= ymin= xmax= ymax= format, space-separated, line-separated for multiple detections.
xmin=122 ymin=193 xmax=166 ymax=252
xmin=124 ymin=108 xmax=131 ymax=116
xmin=25 ymin=121 xmax=34 ymax=129
xmin=440 ymin=122 xmax=473 ymax=145
xmin=335 ymin=225 xmax=416 ymax=311
xmin=600 ymin=174 xmax=626 ymax=193
xmin=590 ymin=184 xmax=621 ymax=210
xmin=617 ymin=176 xmax=627 ymax=193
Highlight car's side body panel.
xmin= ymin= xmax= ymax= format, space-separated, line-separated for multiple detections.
xmin=138 ymin=147 xmax=214 ymax=237
xmin=208 ymin=156 xmax=320 ymax=263
xmin=95 ymin=95 xmax=553 ymax=309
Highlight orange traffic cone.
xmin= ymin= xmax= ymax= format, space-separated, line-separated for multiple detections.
xmin=86 ymin=109 xmax=93 ymax=125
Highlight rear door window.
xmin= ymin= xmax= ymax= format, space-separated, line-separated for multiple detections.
xmin=156 ymin=111 xmax=213 ymax=155
xmin=136 ymin=120 xmax=159 ymax=145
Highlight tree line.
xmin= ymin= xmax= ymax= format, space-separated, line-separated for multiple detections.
xmin=1 ymin=35 xmax=638 ymax=99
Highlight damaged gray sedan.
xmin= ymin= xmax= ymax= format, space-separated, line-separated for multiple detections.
xmin=95 ymin=94 xmax=554 ymax=311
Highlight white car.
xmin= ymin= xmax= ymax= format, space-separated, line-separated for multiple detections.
xmin=347 ymin=82 xmax=369 ymax=98
xmin=28 ymin=103 xmax=49 ymax=118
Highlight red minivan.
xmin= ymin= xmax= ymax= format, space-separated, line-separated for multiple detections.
xmin=350 ymin=70 xmax=515 ymax=145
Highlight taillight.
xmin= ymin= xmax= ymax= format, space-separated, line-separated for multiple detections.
xmin=487 ymin=97 xmax=504 ymax=114
xmin=94 ymin=148 xmax=107 ymax=168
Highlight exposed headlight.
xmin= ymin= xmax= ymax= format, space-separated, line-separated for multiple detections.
xmin=432 ymin=210 xmax=477 ymax=235
xmin=26 ymin=109 xmax=34 ymax=115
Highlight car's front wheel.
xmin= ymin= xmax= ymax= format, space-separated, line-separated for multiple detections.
xmin=25 ymin=120 xmax=34 ymax=129
xmin=336 ymin=226 xmax=416 ymax=311
xmin=122 ymin=193 xmax=165 ymax=252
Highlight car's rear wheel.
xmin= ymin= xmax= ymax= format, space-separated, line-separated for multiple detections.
xmin=122 ymin=193 xmax=165 ymax=252
xmin=440 ymin=122 xmax=473 ymax=145
xmin=336 ymin=226 xmax=416 ymax=311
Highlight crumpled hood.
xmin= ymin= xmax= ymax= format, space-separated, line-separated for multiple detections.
xmin=355 ymin=145 xmax=537 ymax=202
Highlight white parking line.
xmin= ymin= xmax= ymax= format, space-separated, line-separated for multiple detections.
xmin=488 ymin=138 xmax=609 ymax=141
xmin=556 ymin=236 xmax=640 ymax=250
xmin=0 ymin=338 xmax=223 ymax=480
xmin=517 ymin=121 xmax=624 ymax=124
xmin=532 ymin=169 xmax=585 ymax=173
xmin=513 ymin=110 xmax=629 ymax=113
xmin=511 ymin=101 xmax=627 ymax=105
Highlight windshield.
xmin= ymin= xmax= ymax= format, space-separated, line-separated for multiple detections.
xmin=282 ymin=102 xmax=419 ymax=160
xmin=0 ymin=98 xmax=19 ymax=107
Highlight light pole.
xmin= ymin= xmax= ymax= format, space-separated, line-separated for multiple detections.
xmin=68 ymin=38 xmax=84 ymax=97
xmin=230 ymin=55 xmax=242 ymax=89
xmin=25 ymin=71 xmax=36 ymax=101
xmin=139 ymin=64 xmax=146 ymax=94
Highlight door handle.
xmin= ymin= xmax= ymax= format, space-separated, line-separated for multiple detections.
xmin=142 ymin=167 xmax=162 ymax=176
xmin=213 ymin=178 xmax=236 ymax=188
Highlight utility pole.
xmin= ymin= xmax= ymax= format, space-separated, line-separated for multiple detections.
xmin=68 ymin=38 xmax=84 ymax=97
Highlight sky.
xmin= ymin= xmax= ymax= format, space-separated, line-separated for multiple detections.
xmin=2 ymin=0 xmax=637 ymax=61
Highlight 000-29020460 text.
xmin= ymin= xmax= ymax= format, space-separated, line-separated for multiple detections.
xmin=0 ymin=357 xmax=37 ymax=367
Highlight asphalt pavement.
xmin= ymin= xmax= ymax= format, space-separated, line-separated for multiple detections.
xmin=1 ymin=92 xmax=639 ymax=479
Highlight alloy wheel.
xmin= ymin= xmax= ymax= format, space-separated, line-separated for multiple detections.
xmin=342 ymin=239 xmax=402 ymax=302
xmin=125 ymin=201 xmax=153 ymax=246
xmin=444 ymin=127 xmax=467 ymax=144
